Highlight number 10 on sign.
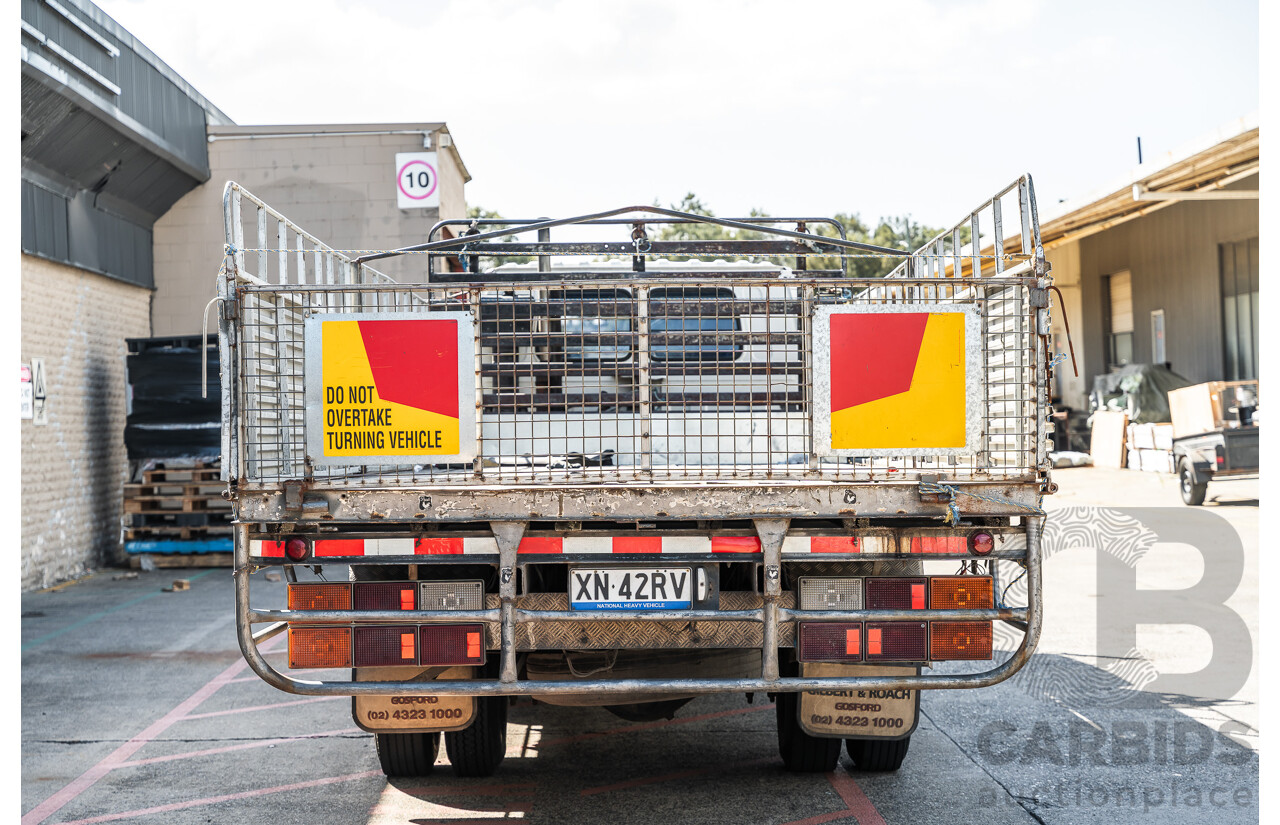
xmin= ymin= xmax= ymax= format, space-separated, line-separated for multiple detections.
xmin=395 ymin=152 xmax=440 ymax=209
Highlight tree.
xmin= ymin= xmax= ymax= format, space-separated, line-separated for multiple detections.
xmin=463 ymin=206 xmax=533 ymax=267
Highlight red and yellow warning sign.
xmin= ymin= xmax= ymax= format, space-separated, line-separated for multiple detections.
xmin=815 ymin=306 xmax=978 ymax=454
xmin=306 ymin=313 xmax=475 ymax=464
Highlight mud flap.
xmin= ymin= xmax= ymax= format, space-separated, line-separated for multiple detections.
xmin=352 ymin=666 xmax=476 ymax=734
xmin=797 ymin=662 xmax=920 ymax=740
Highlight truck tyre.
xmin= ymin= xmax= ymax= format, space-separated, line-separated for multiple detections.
xmin=1179 ymin=461 xmax=1208 ymax=506
xmin=444 ymin=696 xmax=508 ymax=777
xmin=845 ymin=736 xmax=910 ymax=772
xmin=375 ymin=732 xmax=439 ymax=777
xmin=775 ymin=690 xmax=842 ymax=772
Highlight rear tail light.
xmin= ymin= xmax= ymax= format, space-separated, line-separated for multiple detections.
xmin=353 ymin=625 xmax=420 ymax=666
xmin=930 ymin=621 xmax=993 ymax=660
xmin=288 ymin=626 xmax=351 ymax=668
xmin=929 ymin=577 xmax=994 ymax=610
xmin=419 ymin=580 xmax=485 ymax=610
xmin=420 ymin=624 xmax=486 ymax=666
xmin=798 ymin=622 xmax=862 ymax=662
xmin=968 ymin=531 xmax=994 ymax=556
xmin=798 ymin=577 xmax=863 ymax=610
xmin=284 ymin=537 xmax=309 ymax=561
xmin=288 ymin=583 xmax=352 ymax=611
xmin=353 ymin=582 xmax=418 ymax=611
xmin=864 ymin=622 xmax=928 ymax=662
xmin=864 ymin=578 xmax=927 ymax=610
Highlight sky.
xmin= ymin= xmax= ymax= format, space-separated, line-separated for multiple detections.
xmin=93 ymin=0 xmax=1259 ymax=228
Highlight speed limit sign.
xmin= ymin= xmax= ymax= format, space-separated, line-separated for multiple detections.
xmin=395 ymin=152 xmax=440 ymax=209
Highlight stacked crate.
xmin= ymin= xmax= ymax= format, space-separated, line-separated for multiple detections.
xmin=123 ymin=336 xmax=227 ymax=567
xmin=123 ymin=460 xmax=232 ymax=566
xmin=1125 ymin=423 xmax=1175 ymax=473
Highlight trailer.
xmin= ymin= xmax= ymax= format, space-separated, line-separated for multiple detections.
xmin=216 ymin=176 xmax=1056 ymax=778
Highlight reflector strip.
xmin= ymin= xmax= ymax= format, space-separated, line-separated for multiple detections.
xmin=400 ymin=590 xmax=414 ymax=610
xmin=255 ymin=535 xmax=909 ymax=558
xmin=466 ymin=631 xmax=481 ymax=659
xmin=911 ymin=583 xmax=925 ymax=609
xmin=846 ymin=628 xmax=860 ymax=655
xmin=711 ymin=536 xmax=761 ymax=553
xmin=416 ymin=537 xmax=464 ymax=554
xmin=401 ymin=633 xmax=415 ymax=660
xmin=867 ymin=627 xmax=882 ymax=656
xmin=910 ymin=536 xmax=968 ymax=554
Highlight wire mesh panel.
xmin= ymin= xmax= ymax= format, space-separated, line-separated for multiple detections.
xmin=230 ymin=275 xmax=1040 ymax=486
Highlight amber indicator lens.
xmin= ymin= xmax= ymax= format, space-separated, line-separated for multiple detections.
xmin=287 ymin=626 xmax=351 ymax=669
xmin=354 ymin=625 xmax=419 ymax=666
xmin=798 ymin=622 xmax=863 ymax=662
xmin=930 ymin=621 xmax=994 ymax=660
xmin=864 ymin=578 xmax=927 ymax=610
xmin=864 ymin=622 xmax=928 ymax=662
xmin=929 ymin=577 xmax=994 ymax=610
xmin=353 ymin=582 xmax=417 ymax=611
xmin=287 ymin=583 xmax=352 ymax=611
xmin=420 ymin=624 xmax=485 ymax=666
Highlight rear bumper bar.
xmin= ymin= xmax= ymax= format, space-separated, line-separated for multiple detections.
xmin=234 ymin=517 xmax=1043 ymax=695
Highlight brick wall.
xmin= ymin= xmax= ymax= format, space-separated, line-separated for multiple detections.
xmin=21 ymin=254 xmax=151 ymax=590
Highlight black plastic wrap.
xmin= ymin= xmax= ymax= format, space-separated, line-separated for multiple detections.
xmin=125 ymin=338 xmax=220 ymax=460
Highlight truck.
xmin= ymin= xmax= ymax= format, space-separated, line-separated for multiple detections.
xmin=216 ymin=175 xmax=1055 ymax=779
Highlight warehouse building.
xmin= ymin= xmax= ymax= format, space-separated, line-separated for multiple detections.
xmin=21 ymin=0 xmax=469 ymax=589
xmin=1039 ymin=116 xmax=1259 ymax=413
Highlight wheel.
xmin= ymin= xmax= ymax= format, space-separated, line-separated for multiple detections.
xmin=775 ymin=690 xmax=842 ymax=773
xmin=1179 ymin=462 xmax=1207 ymax=506
xmin=444 ymin=696 xmax=508 ymax=777
xmin=845 ymin=736 xmax=911 ymax=772
xmin=375 ymin=732 xmax=439 ymax=777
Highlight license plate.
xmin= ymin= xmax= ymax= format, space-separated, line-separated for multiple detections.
xmin=570 ymin=568 xmax=693 ymax=610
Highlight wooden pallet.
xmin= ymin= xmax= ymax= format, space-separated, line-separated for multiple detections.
xmin=124 ymin=459 xmax=233 ymax=541
xmin=125 ymin=524 xmax=233 ymax=541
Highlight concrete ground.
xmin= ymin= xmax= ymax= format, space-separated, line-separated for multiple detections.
xmin=21 ymin=466 xmax=1258 ymax=824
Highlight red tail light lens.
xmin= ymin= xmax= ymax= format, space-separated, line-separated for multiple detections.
xmin=864 ymin=622 xmax=928 ymax=662
xmin=930 ymin=621 xmax=993 ymax=660
xmin=352 ymin=582 xmax=417 ymax=611
xmin=864 ymin=578 xmax=927 ymax=610
xmin=284 ymin=538 xmax=309 ymax=561
xmin=968 ymin=531 xmax=994 ymax=556
xmin=353 ymin=625 xmax=419 ymax=666
xmin=420 ymin=624 xmax=485 ymax=666
xmin=798 ymin=622 xmax=863 ymax=662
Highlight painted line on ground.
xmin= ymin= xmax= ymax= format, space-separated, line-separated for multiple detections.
xmin=538 ymin=702 xmax=773 ymax=747
xmin=179 ymin=694 xmax=344 ymax=721
xmin=827 ymin=764 xmax=887 ymax=825
xmin=21 ymin=634 xmax=283 ymax=825
xmin=116 ymin=728 xmax=363 ymax=767
xmin=52 ymin=771 xmax=382 ymax=825
xmin=21 ymin=570 xmax=216 ymax=652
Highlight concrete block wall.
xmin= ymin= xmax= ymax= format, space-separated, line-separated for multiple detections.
xmin=151 ymin=125 xmax=469 ymax=336
xmin=21 ymin=255 xmax=151 ymax=590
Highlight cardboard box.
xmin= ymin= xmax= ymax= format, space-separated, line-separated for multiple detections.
xmin=1091 ymin=411 xmax=1129 ymax=469
xmin=1169 ymin=381 xmax=1257 ymax=438
xmin=1135 ymin=448 xmax=1174 ymax=474
xmin=1127 ymin=423 xmax=1157 ymax=450
xmin=1152 ymin=423 xmax=1174 ymax=451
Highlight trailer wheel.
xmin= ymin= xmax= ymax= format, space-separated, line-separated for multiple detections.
xmin=1179 ymin=461 xmax=1208 ymax=506
xmin=845 ymin=736 xmax=911 ymax=772
xmin=775 ymin=690 xmax=842 ymax=772
xmin=375 ymin=732 xmax=439 ymax=777
xmin=444 ymin=696 xmax=508 ymax=777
